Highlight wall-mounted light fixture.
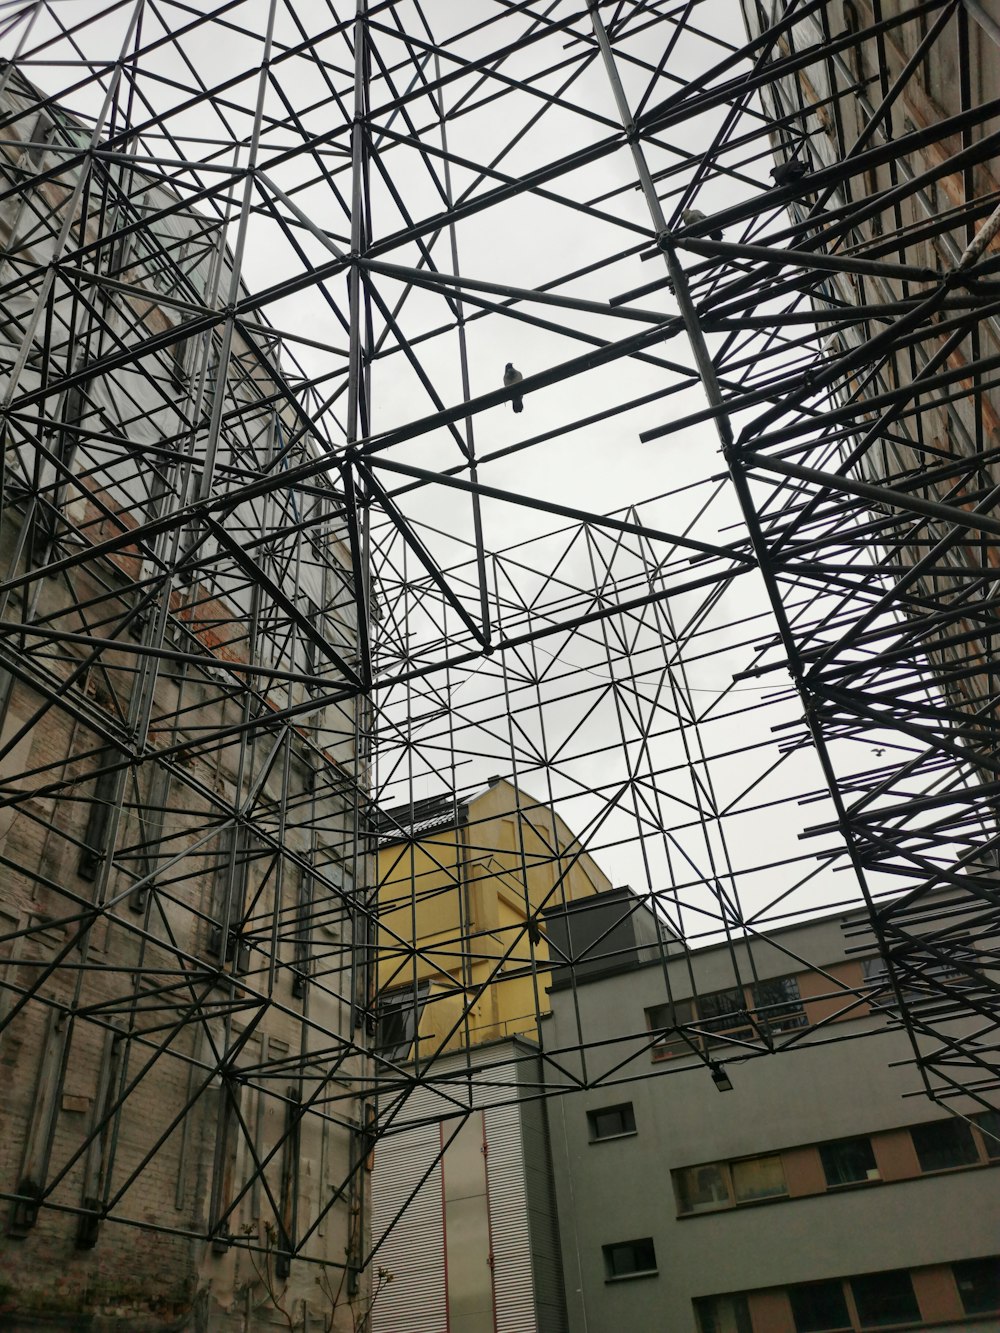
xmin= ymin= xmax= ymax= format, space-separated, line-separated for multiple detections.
xmin=710 ymin=1062 xmax=733 ymax=1092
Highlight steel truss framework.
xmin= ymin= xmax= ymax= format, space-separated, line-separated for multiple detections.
xmin=0 ymin=0 xmax=997 ymax=1292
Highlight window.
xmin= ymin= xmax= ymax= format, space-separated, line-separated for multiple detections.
xmin=750 ymin=976 xmax=808 ymax=1033
xmin=910 ymin=1119 xmax=978 ymax=1172
xmin=974 ymin=1109 xmax=1000 ymax=1161
xmin=588 ymin=1102 xmax=636 ymax=1141
xmin=646 ymin=987 xmax=749 ymax=1056
xmin=953 ymin=1257 xmax=1000 ymax=1316
xmin=647 ymin=974 xmax=807 ymax=1058
xmin=674 ymin=1162 xmax=732 ymax=1213
xmin=78 ymin=751 xmax=119 ymax=881
xmin=602 ymin=1237 xmax=657 ymax=1280
xmin=375 ymin=982 xmax=428 ymax=1062
xmin=646 ymin=998 xmax=694 ymax=1055
xmin=849 ymin=1271 xmax=920 ymax=1328
xmin=862 ymin=955 xmax=969 ymax=1010
xmin=694 ymin=1293 xmax=752 ymax=1333
xmin=291 ymin=864 xmax=314 ymax=999
xmin=789 ymin=1280 xmax=852 ymax=1332
xmin=674 ymin=1154 xmax=786 ymax=1213
xmin=731 ymin=1154 xmax=787 ymax=1203
xmin=0 ymin=909 xmax=20 ymax=1028
xmin=819 ymin=1137 xmax=879 ymax=1188
xmin=697 ymin=987 xmax=750 ymax=1038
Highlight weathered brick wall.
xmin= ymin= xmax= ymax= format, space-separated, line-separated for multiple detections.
xmin=0 ymin=71 xmax=371 ymax=1333
xmin=0 ymin=535 xmax=367 ymax=1329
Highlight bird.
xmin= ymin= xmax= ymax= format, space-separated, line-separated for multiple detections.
xmin=681 ymin=208 xmax=723 ymax=242
xmin=770 ymin=158 xmax=810 ymax=188
xmin=503 ymin=362 xmax=523 ymax=413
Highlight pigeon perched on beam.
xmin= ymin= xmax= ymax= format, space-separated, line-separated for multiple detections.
xmin=681 ymin=208 xmax=723 ymax=242
xmin=770 ymin=158 xmax=810 ymax=188
xmin=503 ymin=361 xmax=524 ymax=413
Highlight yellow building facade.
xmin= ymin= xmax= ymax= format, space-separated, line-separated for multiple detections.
xmin=375 ymin=778 xmax=611 ymax=1058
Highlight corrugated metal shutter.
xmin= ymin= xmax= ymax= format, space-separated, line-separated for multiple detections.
xmin=371 ymin=1041 xmax=560 ymax=1333
xmin=485 ymin=1098 xmax=537 ymax=1333
xmin=371 ymin=1119 xmax=446 ymax=1333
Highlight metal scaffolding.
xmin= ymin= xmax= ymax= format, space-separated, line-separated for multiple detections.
xmin=0 ymin=0 xmax=998 ymax=1292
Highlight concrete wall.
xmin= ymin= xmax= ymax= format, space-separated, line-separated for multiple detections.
xmin=546 ymin=908 xmax=1000 ymax=1332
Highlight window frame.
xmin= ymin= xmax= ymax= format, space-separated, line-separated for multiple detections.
xmin=848 ymin=1269 xmax=920 ymax=1329
xmin=673 ymin=1152 xmax=787 ymax=1215
xmin=602 ymin=1236 xmax=658 ymax=1282
xmin=673 ymin=1161 xmax=734 ymax=1214
xmin=973 ymin=1109 xmax=1000 ymax=1162
xmin=646 ymin=973 xmax=807 ymax=1060
xmin=587 ymin=1101 xmax=637 ymax=1143
xmin=788 ymin=1277 xmax=852 ymax=1332
xmin=375 ymin=981 xmax=430 ymax=1062
xmin=750 ymin=975 xmax=809 ymax=1035
xmin=818 ymin=1136 xmax=880 ymax=1189
xmin=952 ymin=1257 xmax=1000 ymax=1317
xmin=693 ymin=1292 xmax=753 ymax=1333
xmin=910 ymin=1117 xmax=979 ymax=1174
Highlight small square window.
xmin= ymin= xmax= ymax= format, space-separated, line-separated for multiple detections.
xmin=602 ymin=1237 xmax=657 ymax=1280
xmin=588 ymin=1102 xmax=636 ymax=1141
xmin=953 ymin=1257 xmax=1000 ymax=1315
xmin=674 ymin=1162 xmax=732 ymax=1214
xmin=694 ymin=1293 xmax=753 ymax=1333
xmin=911 ymin=1119 xmax=978 ymax=1173
xmin=849 ymin=1271 xmax=920 ymax=1328
xmin=789 ymin=1279 xmax=851 ymax=1332
xmin=819 ymin=1137 xmax=879 ymax=1188
xmin=731 ymin=1154 xmax=787 ymax=1203
xmin=974 ymin=1109 xmax=1000 ymax=1161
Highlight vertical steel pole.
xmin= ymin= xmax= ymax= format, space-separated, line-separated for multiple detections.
xmin=586 ymin=0 xmax=926 ymax=1086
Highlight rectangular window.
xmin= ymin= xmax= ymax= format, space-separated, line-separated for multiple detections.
xmin=849 ymin=1271 xmax=920 ymax=1328
xmin=674 ymin=1162 xmax=732 ymax=1214
xmin=78 ymin=751 xmax=118 ymax=881
xmin=648 ymin=976 xmax=806 ymax=1058
xmin=602 ymin=1237 xmax=657 ymax=1280
xmin=910 ymin=1119 xmax=978 ymax=1172
xmin=750 ymin=976 xmax=808 ymax=1034
xmin=0 ymin=909 xmax=19 ymax=1030
xmin=300 ymin=595 xmax=319 ymax=680
xmin=588 ymin=1102 xmax=636 ymax=1141
xmin=819 ymin=1137 xmax=879 ymax=1188
xmin=789 ymin=1280 xmax=851 ymax=1332
xmin=694 ymin=1293 xmax=753 ymax=1333
xmin=953 ymin=1257 xmax=1000 ymax=1316
xmin=646 ymin=998 xmax=694 ymax=1056
xmin=646 ymin=986 xmax=753 ymax=1056
xmin=862 ymin=955 xmax=967 ymax=1009
xmin=698 ymin=987 xmax=751 ymax=1040
xmin=731 ymin=1154 xmax=787 ymax=1203
xmin=375 ymin=982 xmax=429 ymax=1062
xmin=974 ymin=1109 xmax=1000 ymax=1161
xmin=291 ymin=864 xmax=313 ymax=999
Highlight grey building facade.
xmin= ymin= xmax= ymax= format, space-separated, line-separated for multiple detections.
xmin=545 ymin=900 xmax=1000 ymax=1333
